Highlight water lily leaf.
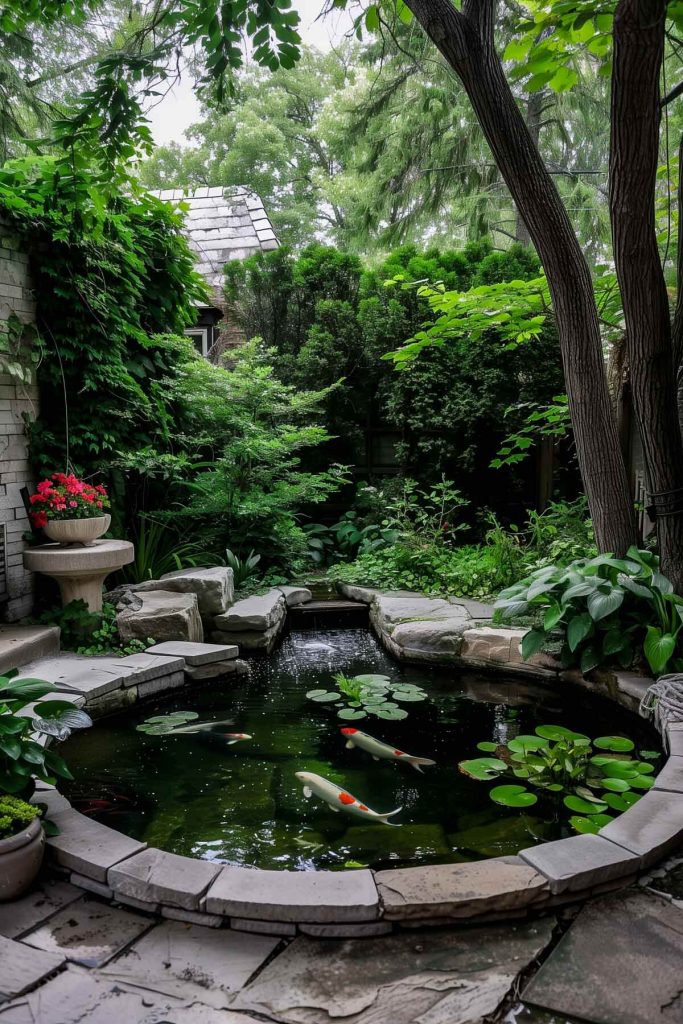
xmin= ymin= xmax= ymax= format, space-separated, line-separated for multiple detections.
xmin=629 ymin=774 xmax=655 ymax=790
xmin=587 ymin=812 xmax=614 ymax=827
xmin=564 ymin=795 xmax=608 ymax=814
xmin=574 ymin=786 xmax=608 ymax=803
xmin=490 ymin=784 xmax=538 ymax=808
xmin=373 ymin=707 xmax=408 ymax=720
xmin=570 ymin=815 xmax=602 ymax=834
xmin=594 ymin=736 xmax=635 ymax=752
xmin=459 ymin=757 xmax=507 ymax=781
xmin=307 ymin=690 xmax=341 ymax=702
xmin=600 ymin=777 xmax=631 ymax=792
xmin=476 ymin=741 xmax=499 ymax=753
xmin=535 ymin=724 xmax=581 ymax=741
xmin=638 ymin=749 xmax=661 ymax=760
xmin=508 ymin=735 xmax=549 ymax=754
xmin=633 ymin=762 xmax=655 ymax=775
xmin=603 ymin=792 xmax=630 ymax=812
xmin=394 ymin=691 xmax=427 ymax=702
xmin=338 ymin=708 xmax=367 ymax=720
xmin=621 ymin=791 xmax=642 ymax=807
xmin=600 ymin=762 xmax=639 ymax=779
xmin=354 ymin=674 xmax=391 ymax=685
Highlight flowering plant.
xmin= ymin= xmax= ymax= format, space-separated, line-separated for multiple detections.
xmin=29 ymin=474 xmax=110 ymax=527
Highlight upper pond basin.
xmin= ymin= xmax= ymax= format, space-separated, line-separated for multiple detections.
xmin=61 ymin=627 xmax=657 ymax=871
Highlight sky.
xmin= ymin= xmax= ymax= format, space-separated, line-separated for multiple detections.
xmin=147 ymin=1 xmax=353 ymax=146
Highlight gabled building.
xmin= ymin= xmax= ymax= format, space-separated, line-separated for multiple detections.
xmin=153 ymin=185 xmax=278 ymax=360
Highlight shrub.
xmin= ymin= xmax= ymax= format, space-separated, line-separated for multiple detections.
xmin=0 ymin=795 xmax=39 ymax=840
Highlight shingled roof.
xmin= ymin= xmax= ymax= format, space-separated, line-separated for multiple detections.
xmin=152 ymin=185 xmax=278 ymax=302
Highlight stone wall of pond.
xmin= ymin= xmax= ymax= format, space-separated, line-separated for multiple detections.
xmin=0 ymin=218 xmax=38 ymax=621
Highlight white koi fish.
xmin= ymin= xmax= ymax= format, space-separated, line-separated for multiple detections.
xmin=295 ymin=771 xmax=402 ymax=825
xmin=341 ymin=727 xmax=436 ymax=773
xmin=171 ymin=719 xmax=252 ymax=743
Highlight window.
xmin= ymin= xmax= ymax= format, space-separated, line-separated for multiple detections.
xmin=185 ymin=328 xmax=210 ymax=357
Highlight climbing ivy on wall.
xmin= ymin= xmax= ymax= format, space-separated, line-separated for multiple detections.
xmin=0 ymin=157 xmax=205 ymax=490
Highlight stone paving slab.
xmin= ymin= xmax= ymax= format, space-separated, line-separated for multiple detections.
xmin=46 ymin=809 xmax=146 ymax=882
xmin=145 ymin=640 xmax=238 ymax=665
xmin=184 ymin=658 xmax=248 ymax=681
xmin=599 ymin=790 xmax=683 ymax=867
xmin=108 ymin=848 xmax=222 ymax=910
xmin=0 ymin=934 xmax=64 ymax=1000
xmin=205 ymin=866 xmax=379 ymax=923
xmin=0 ymin=881 xmax=82 ymax=939
xmin=519 ymin=834 xmax=640 ymax=894
xmin=233 ymin=919 xmax=555 ymax=1024
xmin=376 ymin=856 xmax=549 ymax=920
xmin=100 ymin=920 xmax=279 ymax=1007
xmin=214 ymin=590 xmax=285 ymax=632
xmin=522 ymin=889 xmax=683 ymax=1024
xmin=0 ymin=626 xmax=60 ymax=675
xmin=0 ymin=965 xmax=261 ymax=1024
xmin=653 ymin=754 xmax=683 ymax=794
xmin=160 ymin=567 xmax=234 ymax=615
xmin=277 ymin=585 xmax=312 ymax=606
xmin=21 ymin=895 xmax=152 ymax=968
xmin=14 ymin=653 xmax=184 ymax=699
xmin=668 ymin=722 xmax=683 ymax=756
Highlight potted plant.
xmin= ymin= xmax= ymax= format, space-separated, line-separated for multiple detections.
xmin=29 ymin=473 xmax=111 ymax=546
xmin=0 ymin=795 xmax=45 ymax=900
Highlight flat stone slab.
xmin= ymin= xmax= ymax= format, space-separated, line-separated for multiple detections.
xmin=389 ymin=618 xmax=469 ymax=660
xmin=667 ymin=722 xmax=683 ymax=756
xmin=376 ymin=856 xmax=549 ymax=920
xmin=0 ymin=625 xmax=60 ymax=674
xmin=523 ymin=889 xmax=683 ymax=1024
xmin=233 ymin=920 xmax=555 ymax=1024
xmin=277 ymin=585 xmax=312 ymax=606
xmin=653 ymin=755 xmax=683 ymax=794
xmin=160 ymin=566 xmax=234 ymax=615
xmin=374 ymin=594 xmax=469 ymax=632
xmin=0 ymin=880 xmax=82 ymax=939
xmin=0 ymin=934 xmax=64 ymax=999
xmin=21 ymin=895 xmax=152 ymax=967
xmin=214 ymin=590 xmax=285 ymax=632
xmin=14 ymin=652 xmax=184 ymax=699
xmin=338 ymin=583 xmax=380 ymax=604
xmin=452 ymin=596 xmax=495 ymax=619
xmin=108 ymin=847 xmax=222 ymax=910
xmin=211 ymin=623 xmax=282 ymax=651
xmin=118 ymin=590 xmax=204 ymax=644
xmin=47 ymin=809 xmax=146 ymax=882
xmin=0 ymin=965 xmax=261 ymax=1024
xmin=184 ymin=659 xmax=248 ymax=680
xmin=599 ymin=790 xmax=683 ymax=867
xmin=145 ymin=640 xmax=238 ymax=665
xmin=205 ymin=866 xmax=379 ymax=923
xmin=100 ymin=920 xmax=279 ymax=1007
xmin=460 ymin=626 xmax=558 ymax=673
xmin=519 ymin=834 xmax=640 ymax=894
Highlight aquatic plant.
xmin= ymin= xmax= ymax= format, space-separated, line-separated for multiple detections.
xmin=136 ymin=711 xmax=199 ymax=735
xmin=459 ymin=725 xmax=659 ymax=834
xmin=305 ymin=673 xmax=427 ymax=722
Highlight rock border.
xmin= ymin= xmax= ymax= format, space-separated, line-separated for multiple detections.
xmin=34 ymin=590 xmax=683 ymax=936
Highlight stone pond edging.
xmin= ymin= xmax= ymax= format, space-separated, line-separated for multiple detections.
xmin=19 ymin=584 xmax=683 ymax=936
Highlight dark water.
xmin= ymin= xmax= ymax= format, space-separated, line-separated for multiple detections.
xmin=61 ymin=628 xmax=657 ymax=871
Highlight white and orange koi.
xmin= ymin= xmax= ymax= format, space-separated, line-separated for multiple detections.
xmin=340 ymin=727 xmax=436 ymax=773
xmin=295 ymin=771 xmax=402 ymax=825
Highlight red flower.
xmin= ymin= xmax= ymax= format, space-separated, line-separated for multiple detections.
xmin=31 ymin=511 xmax=47 ymax=528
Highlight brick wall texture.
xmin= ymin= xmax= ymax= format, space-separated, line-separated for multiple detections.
xmin=0 ymin=222 xmax=38 ymax=621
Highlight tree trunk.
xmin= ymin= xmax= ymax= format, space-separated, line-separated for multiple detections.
xmin=516 ymin=89 xmax=544 ymax=245
xmin=610 ymin=0 xmax=683 ymax=589
xmin=404 ymin=0 xmax=637 ymax=554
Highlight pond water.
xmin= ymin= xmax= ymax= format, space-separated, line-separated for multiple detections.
xmin=61 ymin=628 xmax=657 ymax=871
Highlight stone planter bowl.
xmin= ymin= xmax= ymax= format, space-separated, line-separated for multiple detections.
xmin=43 ymin=514 xmax=111 ymax=546
xmin=0 ymin=817 xmax=45 ymax=901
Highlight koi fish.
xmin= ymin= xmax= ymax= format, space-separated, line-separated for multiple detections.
xmin=341 ymin=727 xmax=436 ymax=773
xmin=170 ymin=719 xmax=252 ymax=744
xmin=295 ymin=771 xmax=402 ymax=825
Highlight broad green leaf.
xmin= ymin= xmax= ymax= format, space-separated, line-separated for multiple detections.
xmin=643 ymin=627 xmax=676 ymax=675
xmin=489 ymin=784 xmax=537 ymax=807
xmin=521 ymin=629 xmax=546 ymax=660
xmin=594 ymin=736 xmax=635 ymax=752
xmin=459 ymin=757 xmax=507 ymax=781
xmin=564 ymin=795 xmax=607 ymax=814
xmin=567 ymin=612 xmax=592 ymax=652
xmin=570 ymin=815 xmax=601 ymax=834
xmin=587 ymin=586 xmax=624 ymax=621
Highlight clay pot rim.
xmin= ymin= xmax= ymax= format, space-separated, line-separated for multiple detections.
xmin=0 ymin=816 xmax=42 ymax=854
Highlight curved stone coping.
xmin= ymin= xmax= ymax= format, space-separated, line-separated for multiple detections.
xmin=27 ymin=616 xmax=683 ymax=934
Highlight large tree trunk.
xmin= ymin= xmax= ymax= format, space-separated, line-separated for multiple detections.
xmin=516 ymin=89 xmax=544 ymax=244
xmin=404 ymin=0 xmax=637 ymax=554
xmin=610 ymin=0 xmax=683 ymax=589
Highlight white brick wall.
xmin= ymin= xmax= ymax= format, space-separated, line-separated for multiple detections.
xmin=0 ymin=222 xmax=37 ymax=620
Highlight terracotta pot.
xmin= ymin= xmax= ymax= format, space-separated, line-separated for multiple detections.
xmin=43 ymin=514 xmax=111 ymax=547
xmin=0 ymin=818 xmax=45 ymax=901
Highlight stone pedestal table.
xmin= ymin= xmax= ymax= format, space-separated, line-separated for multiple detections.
xmin=24 ymin=539 xmax=134 ymax=612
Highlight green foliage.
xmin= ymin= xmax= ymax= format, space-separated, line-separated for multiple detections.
xmin=0 ymin=670 xmax=91 ymax=794
xmin=459 ymin=724 xmax=653 ymax=833
xmin=306 ymin=673 xmax=426 ymax=722
xmin=136 ymin=711 xmax=199 ymax=736
xmin=225 ymin=548 xmax=262 ymax=589
xmin=118 ymin=518 xmax=217 ymax=584
xmin=0 ymin=794 xmax=40 ymax=839
xmin=121 ymin=340 xmax=348 ymax=568
xmin=497 ymin=548 xmax=683 ymax=676
xmin=34 ymin=600 xmax=151 ymax=657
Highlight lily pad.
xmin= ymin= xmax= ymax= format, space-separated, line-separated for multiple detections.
xmin=564 ymin=795 xmax=608 ymax=814
xmin=508 ymin=735 xmax=549 ymax=754
xmin=459 ymin=757 xmax=507 ymax=781
xmin=338 ymin=708 xmax=367 ymax=720
xmin=600 ymin=777 xmax=631 ymax=793
xmin=570 ymin=815 xmax=602 ymax=834
xmin=594 ymin=735 xmax=635 ymax=752
xmin=373 ymin=707 xmax=409 ymax=720
xmin=490 ymin=784 xmax=538 ymax=808
xmin=306 ymin=690 xmax=341 ymax=702
xmin=476 ymin=741 xmax=499 ymax=753
xmin=629 ymin=774 xmax=655 ymax=790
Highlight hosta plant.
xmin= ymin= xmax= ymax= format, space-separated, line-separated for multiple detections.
xmin=459 ymin=725 xmax=657 ymax=834
xmin=0 ymin=671 xmax=91 ymax=795
xmin=495 ymin=547 xmax=683 ymax=676
xmin=306 ymin=673 xmax=427 ymax=721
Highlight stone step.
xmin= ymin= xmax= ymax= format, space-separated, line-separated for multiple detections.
xmin=0 ymin=624 xmax=60 ymax=674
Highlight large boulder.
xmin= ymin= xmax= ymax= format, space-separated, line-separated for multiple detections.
xmin=107 ymin=567 xmax=233 ymax=618
xmin=117 ymin=590 xmax=203 ymax=643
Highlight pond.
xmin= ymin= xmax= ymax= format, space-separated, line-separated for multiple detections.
xmin=61 ymin=628 xmax=657 ymax=871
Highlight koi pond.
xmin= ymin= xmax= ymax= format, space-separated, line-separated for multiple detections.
xmin=61 ymin=628 xmax=658 ymax=871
